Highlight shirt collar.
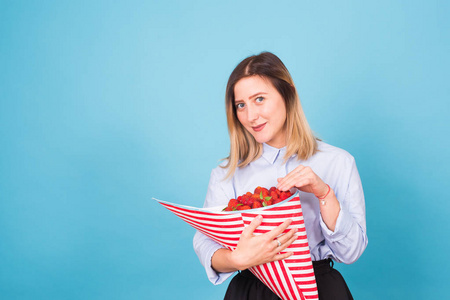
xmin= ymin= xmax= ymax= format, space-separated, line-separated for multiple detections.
xmin=262 ymin=143 xmax=287 ymax=164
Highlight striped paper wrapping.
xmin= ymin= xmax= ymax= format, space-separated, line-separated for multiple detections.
xmin=153 ymin=191 xmax=318 ymax=300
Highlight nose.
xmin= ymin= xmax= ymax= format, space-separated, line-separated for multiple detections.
xmin=247 ymin=104 xmax=259 ymax=123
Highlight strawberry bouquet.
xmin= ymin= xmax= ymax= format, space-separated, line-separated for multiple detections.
xmin=153 ymin=187 xmax=318 ymax=300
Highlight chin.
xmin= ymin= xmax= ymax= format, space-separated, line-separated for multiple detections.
xmin=254 ymin=137 xmax=270 ymax=144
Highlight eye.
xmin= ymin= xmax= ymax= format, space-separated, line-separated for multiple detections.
xmin=255 ymin=96 xmax=264 ymax=103
xmin=235 ymin=102 xmax=245 ymax=110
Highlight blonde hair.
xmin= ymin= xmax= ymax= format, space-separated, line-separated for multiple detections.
xmin=223 ymin=52 xmax=318 ymax=178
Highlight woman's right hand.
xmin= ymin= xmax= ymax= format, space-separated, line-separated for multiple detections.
xmin=229 ymin=215 xmax=298 ymax=270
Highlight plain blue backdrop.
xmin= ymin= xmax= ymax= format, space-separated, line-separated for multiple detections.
xmin=1 ymin=1 xmax=449 ymax=299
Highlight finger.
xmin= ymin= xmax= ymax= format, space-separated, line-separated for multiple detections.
xmin=267 ymin=219 xmax=292 ymax=240
xmin=277 ymin=227 xmax=298 ymax=245
xmin=272 ymin=251 xmax=294 ymax=262
xmin=281 ymin=233 xmax=299 ymax=250
xmin=272 ymin=233 xmax=298 ymax=257
xmin=242 ymin=215 xmax=263 ymax=238
xmin=279 ymin=175 xmax=312 ymax=192
xmin=278 ymin=173 xmax=302 ymax=191
xmin=279 ymin=165 xmax=305 ymax=181
xmin=274 ymin=230 xmax=298 ymax=251
xmin=277 ymin=176 xmax=296 ymax=191
xmin=277 ymin=166 xmax=306 ymax=189
xmin=284 ymin=167 xmax=313 ymax=186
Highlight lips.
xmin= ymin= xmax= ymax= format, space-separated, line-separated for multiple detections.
xmin=252 ymin=123 xmax=266 ymax=132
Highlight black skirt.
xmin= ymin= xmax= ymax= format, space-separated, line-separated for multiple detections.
xmin=224 ymin=259 xmax=353 ymax=300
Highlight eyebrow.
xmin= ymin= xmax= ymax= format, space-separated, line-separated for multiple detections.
xmin=234 ymin=92 xmax=268 ymax=102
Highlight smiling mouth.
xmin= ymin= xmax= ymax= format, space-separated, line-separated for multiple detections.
xmin=252 ymin=123 xmax=266 ymax=132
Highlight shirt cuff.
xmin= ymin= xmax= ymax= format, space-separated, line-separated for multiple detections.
xmin=319 ymin=203 xmax=353 ymax=242
xmin=204 ymin=244 xmax=236 ymax=285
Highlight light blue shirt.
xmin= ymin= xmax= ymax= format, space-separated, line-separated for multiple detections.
xmin=193 ymin=141 xmax=368 ymax=285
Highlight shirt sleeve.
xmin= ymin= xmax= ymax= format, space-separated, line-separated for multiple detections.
xmin=193 ymin=168 xmax=236 ymax=285
xmin=319 ymin=157 xmax=368 ymax=264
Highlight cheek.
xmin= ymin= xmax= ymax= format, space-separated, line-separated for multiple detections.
xmin=236 ymin=112 xmax=246 ymax=126
xmin=266 ymin=103 xmax=285 ymax=122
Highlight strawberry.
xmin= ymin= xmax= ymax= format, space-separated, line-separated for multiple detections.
xmin=270 ymin=191 xmax=279 ymax=201
xmin=223 ymin=186 xmax=296 ymax=211
xmin=263 ymin=197 xmax=273 ymax=206
xmin=237 ymin=205 xmax=252 ymax=210
xmin=272 ymin=198 xmax=283 ymax=205
xmin=241 ymin=194 xmax=250 ymax=205
xmin=228 ymin=198 xmax=239 ymax=209
xmin=279 ymin=191 xmax=292 ymax=201
xmin=254 ymin=186 xmax=263 ymax=194
xmin=252 ymin=200 xmax=263 ymax=209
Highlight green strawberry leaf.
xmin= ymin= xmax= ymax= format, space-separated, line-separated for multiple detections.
xmin=262 ymin=201 xmax=267 ymax=207
xmin=265 ymin=196 xmax=272 ymax=201
xmin=236 ymin=203 xmax=243 ymax=206
xmin=260 ymin=191 xmax=263 ymax=199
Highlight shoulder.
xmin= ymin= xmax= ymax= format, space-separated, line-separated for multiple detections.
xmin=313 ymin=140 xmax=355 ymax=166
xmin=307 ymin=141 xmax=360 ymax=192
xmin=209 ymin=159 xmax=231 ymax=184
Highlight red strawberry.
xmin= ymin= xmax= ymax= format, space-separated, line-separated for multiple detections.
xmin=263 ymin=198 xmax=273 ymax=206
xmin=272 ymin=198 xmax=283 ymax=204
xmin=270 ymin=191 xmax=279 ymax=201
xmin=237 ymin=205 xmax=252 ymax=211
xmin=251 ymin=193 xmax=260 ymax=200
xmin=228 ymin=198 xmax=239 ymax=209
xmin=252 ymin=201 xmax=263 ymax=209
xmin=254 ymin=186 xmax=263 ymax=194
xmin=280 ymin=191 xmax=292 ymax=201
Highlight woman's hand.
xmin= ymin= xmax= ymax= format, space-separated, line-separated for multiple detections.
xmin=276 ymin=165 xmax=328 ymax=198
xmin=230 ymin=215 xmax=298 ymax=271
xmin=277 ymin=165 xmax=340 ymax=231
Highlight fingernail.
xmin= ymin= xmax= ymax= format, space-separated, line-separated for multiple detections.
xmin=257 ymin=215 xmax=262 ymax=220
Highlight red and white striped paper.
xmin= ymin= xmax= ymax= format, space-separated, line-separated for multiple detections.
xmin=154 ymin=192 xmax=318 ymax=300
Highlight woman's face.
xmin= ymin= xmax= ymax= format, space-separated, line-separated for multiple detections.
xmin=234 ymin=75 xmax=287 ymax=148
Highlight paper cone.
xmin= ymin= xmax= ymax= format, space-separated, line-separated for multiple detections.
xmin=153 ymin=191 xmax=318 ymax=300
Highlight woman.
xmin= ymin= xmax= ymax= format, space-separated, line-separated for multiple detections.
xmin=193 ymin=52 xmax=367 ymax=300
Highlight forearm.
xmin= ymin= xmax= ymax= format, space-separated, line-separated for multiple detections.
xmin=323 ymin=214 xmax=368 ymax=264
xmin=211 ymin=248 xmax=241 ymax=273
xmin=318 ymin=188 xmax=340 ymax=232
xmin=193 ymin=231 xmax=236 ymax=284
xmin=319 ymin=195 xmax=368 ymax=264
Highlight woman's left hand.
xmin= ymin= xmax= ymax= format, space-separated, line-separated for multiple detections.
xmin=276 ymin=165 xmax=328 ymax=198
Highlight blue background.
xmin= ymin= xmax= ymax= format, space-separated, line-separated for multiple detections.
xmin=1 ymin=1 xmax=449 ymax=299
